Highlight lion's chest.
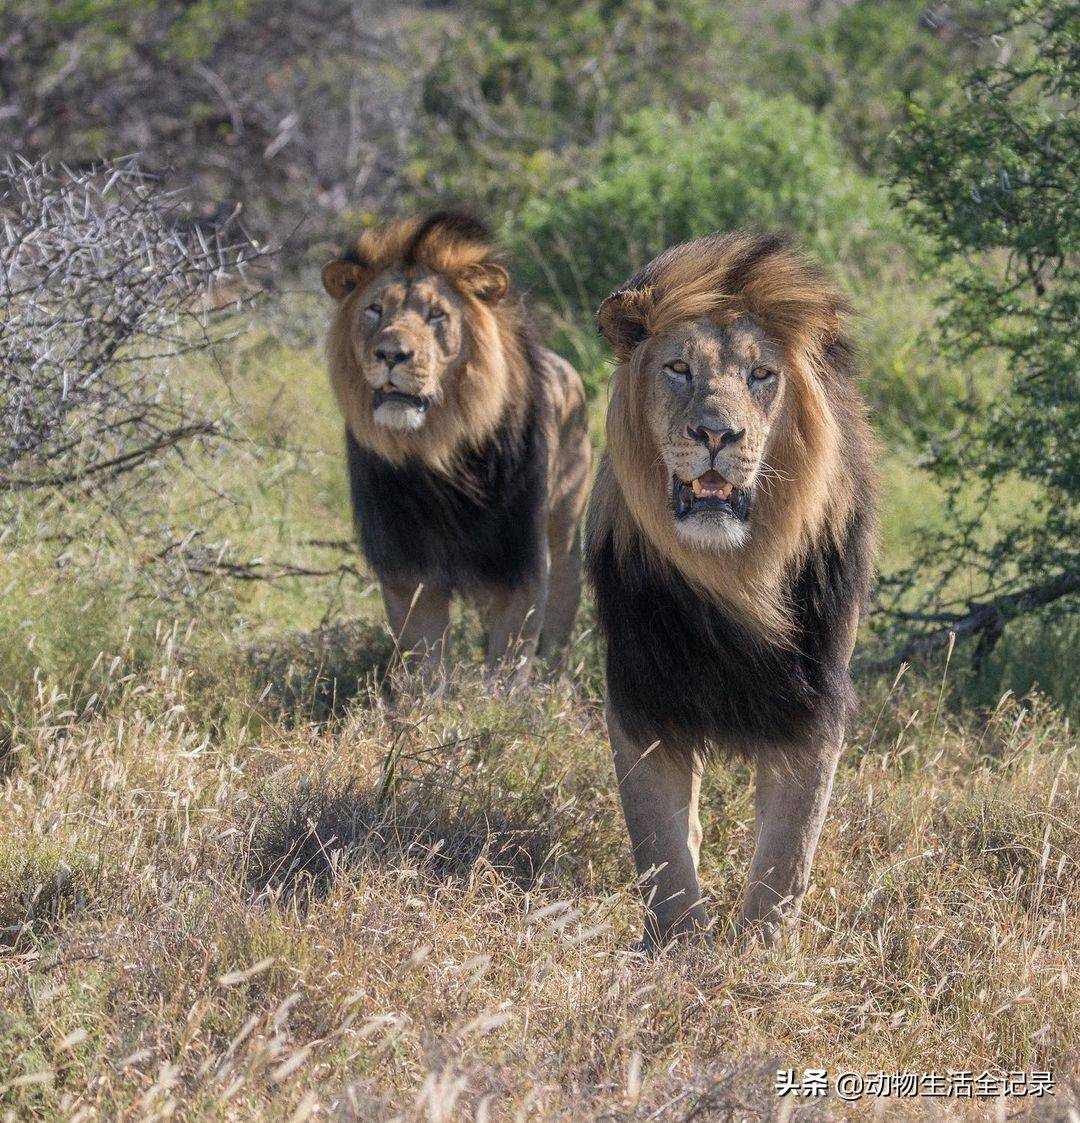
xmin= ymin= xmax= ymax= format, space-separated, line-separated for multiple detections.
xmin=346 ymin=428 xmax=545 ymax=593
xmin=587 ymin=529 xmax=862 ymax=761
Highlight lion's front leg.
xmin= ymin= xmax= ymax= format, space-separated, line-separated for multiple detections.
xmin=738 ymin=734 xmax=843 ymax=947
xmin=608 ymin=703 xmax=708 ymax=953
xmin=483 ymin=566 xmax=549 ymax=691
xmin=381 ymin=577 xmax=451 ymax=685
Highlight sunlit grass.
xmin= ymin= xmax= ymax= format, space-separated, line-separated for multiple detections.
xmin=0 ymin=303 xmax=1075 ymax=1119
xmin=0 ymin=630 xmax=1075 ymax=1119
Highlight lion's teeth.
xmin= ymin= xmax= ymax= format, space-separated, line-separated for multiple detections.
xmin=688 ymin=475 xmax=736 ymax=501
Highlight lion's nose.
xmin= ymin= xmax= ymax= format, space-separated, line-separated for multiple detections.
xmin=374 ymin=344 xmax=413 ymax=369
xmin=686 ymin=421 xmax=745 ymax=459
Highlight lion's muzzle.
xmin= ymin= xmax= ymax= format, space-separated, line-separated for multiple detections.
xmin=371 ymin=384 xmax=432 ymax=431
xmin=671 ymin=470 xmax=752 ymax=521
xmin=373 ymin=386 xmax=430 ymax=413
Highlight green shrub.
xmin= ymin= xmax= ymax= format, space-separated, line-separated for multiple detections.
xmin=412 ymin=0 xmax=737 ymax=212
xmin=762 ymin=0 xmax=997 ymax=171
xmin=508 ymin=94 xmax=911 ymax=315
xmin=877 ymin=0 xmax=1079 ymax=686
xmin=504 ymin=93 xmax=938 ymax=411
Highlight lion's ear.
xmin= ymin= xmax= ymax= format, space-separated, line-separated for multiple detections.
xmin=597 ymin=289 xmax=650 ymax=361
xmin=459 ymin=261 xmax=510 ymax=305
xmin=819 ymin=304 xmax=843 ymax=350
xmin=321 ymin=259 xmax=368 ymax=301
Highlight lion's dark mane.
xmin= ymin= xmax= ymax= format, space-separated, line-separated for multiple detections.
xmin=588 ymin=503 xmax=873 ymax=763
xmin=586 ymin=337 xmax=876 ymax=764
xmin=346 ymin=341 xmax=547 ymax=594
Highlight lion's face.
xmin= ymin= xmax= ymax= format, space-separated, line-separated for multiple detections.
xmin=643 ymin=317 xmax=785 ymax=550
xmin=324 ymin=214 xmax=520 ymax=473
xmin=341 ymin=266 xmax=470 ymax=432
xmin=595 ymin=230 xmax=864 ymax=637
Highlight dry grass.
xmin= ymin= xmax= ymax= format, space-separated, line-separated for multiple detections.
xmin=0 ymin=322 xmax=1076 ymax=1120
xmin=0 ymin=626 xmax=1076 ymax=1121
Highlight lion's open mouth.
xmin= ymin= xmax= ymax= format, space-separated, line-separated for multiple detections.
xmin=373 ymin=387 xmax=430 ymax=413
xmin=672 ymin=469 xmax=751 ymax=521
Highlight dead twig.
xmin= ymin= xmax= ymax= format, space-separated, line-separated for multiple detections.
xmin=158 ymin=539 xmax=372 ymax=585
xmin=859 ymin=572 xmax=1079 ymax=675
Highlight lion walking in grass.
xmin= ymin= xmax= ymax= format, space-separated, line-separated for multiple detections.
xmin=587 ymin=232 xmax=878 ymax=951
xmin=323 ymin=212 xmax=591 ymax=687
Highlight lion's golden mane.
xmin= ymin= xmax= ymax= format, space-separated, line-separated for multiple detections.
xmin=325 ymin=214 xmax=529 ymax=474
xmin=591 ymin=231 xmax=876 ymax=639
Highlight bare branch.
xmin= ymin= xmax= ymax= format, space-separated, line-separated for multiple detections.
xmin=0 ymin=157 xmax=262 ymax=512
xmin=859 ymin=573 xmax=1079 ymax=675
xmin=0 ymin=423 xmax=220 ymax=492
xmin=159 ymin=539 xmax=372 ymax=585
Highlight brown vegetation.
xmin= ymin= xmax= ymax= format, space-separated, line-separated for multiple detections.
xmin=0 ymin=645 xmax=1075 ymax=1119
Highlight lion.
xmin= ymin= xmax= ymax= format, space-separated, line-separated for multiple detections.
xmin=322 ymin=211 xmax=591 ymax=685
xmin=586 ymin=231 xmax=877 ymax=951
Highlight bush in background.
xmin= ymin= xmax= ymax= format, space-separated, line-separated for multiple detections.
xmin=879 ymin=0 xmax=1079 ymax=671
xmin=504 ymin=94 xmax=921 ymax=396
xmin=509 ymin=94 xmax=906 ymax=307
xmin=0 ymin=157 xmax=256 ymax=507
xmin=414 ymin=0 xmax=734 ymax=211
xmin=763 ymin=0 xmax=997 ymax=172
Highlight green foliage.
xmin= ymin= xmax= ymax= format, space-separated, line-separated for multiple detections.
xmin=3 ymin=0 xmax=251 ymax=72
xmin=412 ymin=0 xmax=995 ymax=209
xmin=763 ymin=0 xmax=996 ymax=171
xmin=502 ymin=94 xmax=924 ymax=392
xmin=885 ymin=0 xmax=1079 ymax=648
xmin=509 ymin=94 xmax=907 ymax=306
xmin=414 ymin=0 xmax=737 ymax=209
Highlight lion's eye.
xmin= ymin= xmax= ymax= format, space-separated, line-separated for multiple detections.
xmin=749 ymin=365 xmax=778 ymax=384
xmin=365 ymin=302 xmax=383 ymax=320
xmin=428 ymin=308 xmax=448 ymax=324
xmin=664 ymin=360 xmax=692 ymax=385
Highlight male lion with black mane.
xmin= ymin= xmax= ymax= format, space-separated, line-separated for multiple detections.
xmin=323 ymin=212 xmax=590 ymax=685
xmin=587 ymin=232 xmax=877 ymax=952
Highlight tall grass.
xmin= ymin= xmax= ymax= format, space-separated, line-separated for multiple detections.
xmin=0 ymin=306 xmax=1075 ymax=1119
xmin=0 ymin=622 xmax=1075 ymax=1119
